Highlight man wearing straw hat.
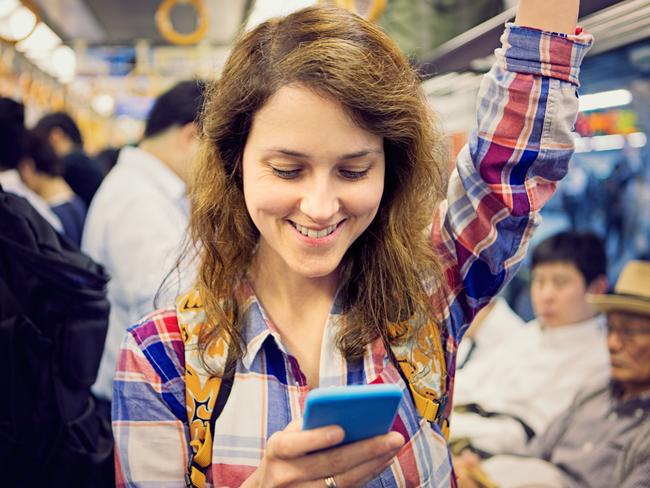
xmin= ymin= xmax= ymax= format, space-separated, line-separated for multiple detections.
xmin=455 ymin=260 xmax=650 ymax=488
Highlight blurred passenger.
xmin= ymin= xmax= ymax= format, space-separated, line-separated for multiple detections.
xmin=82 ymin=80 xmax=206 ymax=404
xmin=457 ymin=297 xmax=525 ymax=369
xmin=19 ymin=130 xmax=87 ymax=246
xmin=34 ymin=111 xmax=104 ymax=206
xmin=0 ymin=97 xmax=62 ymax=231
xmin=455 ymin=260 xmax=650 ymax=488
xmin=1 ymin=99 xmax=111 ymax=487
xmin=560 ymin=161 xmax=589 ymax=229
xmin=451 ymin=231 xmax=610 ymax=455
xmin=604 ymin=157 xmax=635 ymax=255
xmin=627 ymin=173 xmax=650 ymax=259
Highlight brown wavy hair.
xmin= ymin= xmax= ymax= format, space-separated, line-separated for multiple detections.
xmin=190 ymin=5 xmax=449 ymax=366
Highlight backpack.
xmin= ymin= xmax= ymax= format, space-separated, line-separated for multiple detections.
xmin=0 ymin=187 xmax=113 ymax=487
xmin=171 ymin=289 xmax=451 ymax=488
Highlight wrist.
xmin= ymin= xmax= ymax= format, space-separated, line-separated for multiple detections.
xmin=514 ymin=0 xmax=579 ymax=35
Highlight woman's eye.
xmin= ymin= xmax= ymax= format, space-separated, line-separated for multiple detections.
xmin=340 ymin=169 xmax=369 ymax=180
xmin=272 ymin=167 xmax=301 ymax=179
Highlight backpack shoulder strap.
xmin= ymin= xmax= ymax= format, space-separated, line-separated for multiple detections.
xmin=176 ymin=289 xmax=234 ymax=488
xmin=388 ymin=318 xmax=450 ymax=439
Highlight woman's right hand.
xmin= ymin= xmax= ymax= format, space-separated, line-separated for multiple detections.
xmin=242 ymin=420 xmax=405 ymax=487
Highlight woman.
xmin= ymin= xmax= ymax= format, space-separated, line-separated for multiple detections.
xmin=113 ymin=1 xmax=590 ymax=486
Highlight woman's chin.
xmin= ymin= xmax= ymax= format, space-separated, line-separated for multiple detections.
xmin=288 ymin=258 xmax=342 ymax=280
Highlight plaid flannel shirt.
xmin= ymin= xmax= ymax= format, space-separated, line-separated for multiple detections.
xmin=113 ymin=23 xmax=593 ymax=488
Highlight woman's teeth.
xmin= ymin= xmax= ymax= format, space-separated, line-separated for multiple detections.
xmin=292 ymin=222 xmax=338 ymax=238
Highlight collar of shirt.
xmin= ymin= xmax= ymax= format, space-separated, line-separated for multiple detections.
xmin=236 ymin=281 xmax=387 ymax=386
xmin=237 ymin=281 xmax=285 ymax=370
xmin=609 ymin=382 xmax=650 ymax=415
xmin=119 ymin=146 xmax=186 ymax=205
xmin=0 ymin=169 xmax=63 ymax=231
xmin=534 ymin=314 xmax=606 ymax=346
xmin=1 ymin=168 xmax=25 ymax=189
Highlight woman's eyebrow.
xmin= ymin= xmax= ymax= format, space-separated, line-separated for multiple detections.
xmin=265 ymin=148 xmax=309 ymax=160
xmin=264 ymin=147 xmax=383 ymax=161
xmin=337 ymin=149 xmax=383 ymax=161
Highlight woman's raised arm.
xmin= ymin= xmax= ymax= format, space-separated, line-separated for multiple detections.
xmin=428 ymin=0 xmax=592 ymax=342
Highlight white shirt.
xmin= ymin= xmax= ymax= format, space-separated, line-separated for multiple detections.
xmin=457 ymin=297 xmax=525 ymax=368
xmin=82 ymin=146 xmax=193 ymax=400
xmin=0 ymin=169 xmax=63 ymax=231
xmin=451 ymin=314 xmax=610 ymax=454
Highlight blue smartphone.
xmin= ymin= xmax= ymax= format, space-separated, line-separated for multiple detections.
xmin=302 ymin=384 xmax=403 ymax=445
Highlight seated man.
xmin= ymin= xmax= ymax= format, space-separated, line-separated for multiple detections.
xmin=451 ymin=231 xmax=610 ymax=455
xmin=455 ymin=260 xmax=650 ymax=488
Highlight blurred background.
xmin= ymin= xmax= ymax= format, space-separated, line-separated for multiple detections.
xmin=1 ymin=0 xmax=648 ymax=318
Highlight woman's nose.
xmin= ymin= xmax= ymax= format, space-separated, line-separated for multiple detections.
xmin=299 ymin=178 xmax=340 ymax=223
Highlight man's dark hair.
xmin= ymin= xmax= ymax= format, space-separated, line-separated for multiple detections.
xmin=531 ymin=231 xmax=607 ymax=285
xmin=34 ymin=112 xmax=83 ymax=146
xmin=0 ymin=97 xmax=26 ymax=170
xmin=144 ymin=79 xmax=206 ymax=139
xmin=23 ymin=130 xmax=64 ymax=177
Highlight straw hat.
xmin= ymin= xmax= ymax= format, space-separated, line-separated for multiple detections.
xmin=587 ymin=260 xmax=650 ymax=315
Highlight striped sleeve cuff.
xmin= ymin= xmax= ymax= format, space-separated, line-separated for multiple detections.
xmin=496 ymin=22 xmax=594 ymax=86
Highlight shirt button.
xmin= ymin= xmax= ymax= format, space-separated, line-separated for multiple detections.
xmin=634 ymin=408 xmax=644 ymax=419
xmin=583 ymin=442 xmax=594 ymax=453
xmin=608 ymin=412 xmax=618 ymax=421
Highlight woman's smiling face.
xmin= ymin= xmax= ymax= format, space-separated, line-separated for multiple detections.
xmin=242 ymin=84 xmax=385 ymax=280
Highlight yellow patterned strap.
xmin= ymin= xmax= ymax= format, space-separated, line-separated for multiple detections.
xmin=400 ymin=365 xmax=450 ymax=439
xmin=177 ymin=290 xmax=231 ymax=488
xmin=389 ymin=319 xmax=450 ymax=439
xmin=186 ymin=366 xmax=223 ymax=487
